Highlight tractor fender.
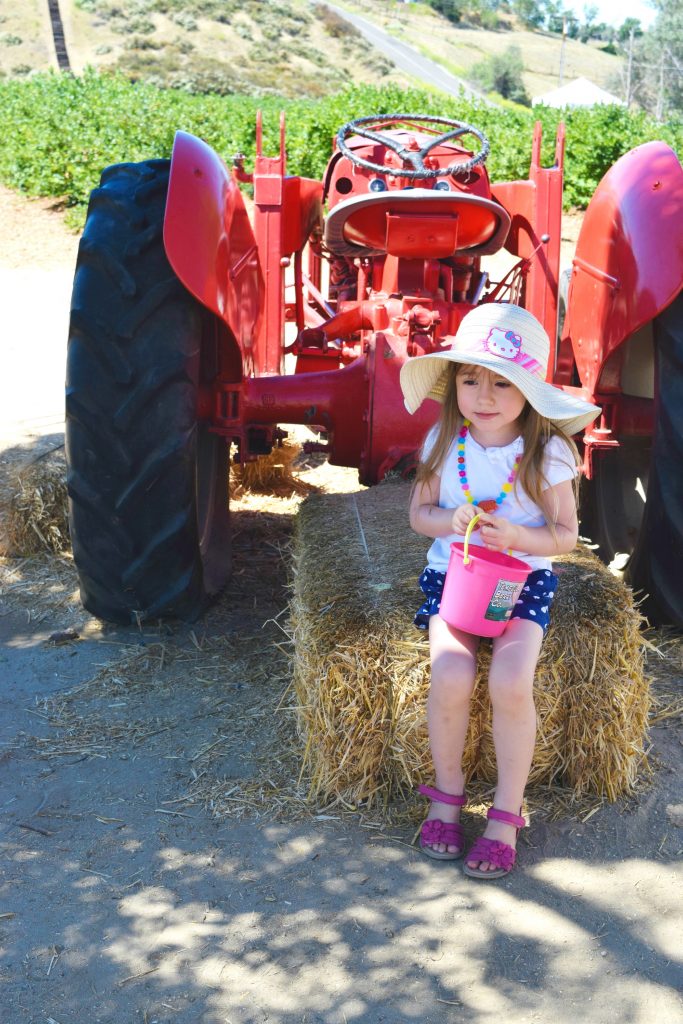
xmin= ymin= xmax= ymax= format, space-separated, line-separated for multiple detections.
xmin=563 ymin=141 xmax=683 ymax=398
xmin=164 ymin=130 xmax=264 ymax=357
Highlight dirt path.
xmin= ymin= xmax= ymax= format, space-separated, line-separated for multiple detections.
xmin=0 ymin=185 xmax=682 ymax=1024
xmin=0 ymin=184 xmax=80 ymax=271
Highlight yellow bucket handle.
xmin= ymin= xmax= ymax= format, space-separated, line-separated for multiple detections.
xmin=462 ymin=514 xmax=481 ymax=565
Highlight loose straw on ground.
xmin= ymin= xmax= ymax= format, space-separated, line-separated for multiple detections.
xmin=230 ymin=438 xmax=313 ymax=497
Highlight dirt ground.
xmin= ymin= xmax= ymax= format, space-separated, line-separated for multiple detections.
xmin=0 ymin=187 xmax=682 ymax=1024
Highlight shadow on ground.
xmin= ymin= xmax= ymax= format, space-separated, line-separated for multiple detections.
xmin=0 ymin=442 xmax=681 ymax=1024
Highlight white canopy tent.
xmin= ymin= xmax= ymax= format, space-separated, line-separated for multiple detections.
xmin=532 ymin=77 xmax=625 ymax=107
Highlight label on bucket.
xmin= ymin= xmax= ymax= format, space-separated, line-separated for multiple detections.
xmin=484 ymin=580 xmax=523 ymax=622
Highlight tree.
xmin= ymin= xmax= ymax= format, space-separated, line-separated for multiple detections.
xmin=578 ymin=4 xmax=599 ymax=42
xmin=624 ymin=1 xmax=683 ymax=117
xmin=544 ymin=1 xmax=565 ymax=34
xmin=470 ymin=44 xmax=531 ymax=104
xmin=467 ymin=0 xmax=505 ymax=29
xmin=424 ymin=0 xmax=466 ymax=24
xmin=617 ymin=17 xmax=644 ymax=43
xmin=565 ymin=13 xmax=580 ymax=38
xmin=512 ymin=0 xmax=545 ymax=29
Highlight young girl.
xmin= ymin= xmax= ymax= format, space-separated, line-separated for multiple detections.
xmin=399 ymin=302 xmax=601 ymax=880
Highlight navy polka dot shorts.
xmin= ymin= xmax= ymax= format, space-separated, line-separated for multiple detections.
xmin=414 ymin=567 xmax=558 ymax=636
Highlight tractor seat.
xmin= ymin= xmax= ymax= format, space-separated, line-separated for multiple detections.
xmin=324 ymin=189 xmax=511 ymax=260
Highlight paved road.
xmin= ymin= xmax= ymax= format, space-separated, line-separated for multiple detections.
xmin=323 ymin=1 xmax=493 ymax=104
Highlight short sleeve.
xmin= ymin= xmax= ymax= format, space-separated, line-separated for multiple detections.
xmin=542 ymin=435 xmax=578 ymax=490
xmin=420 ymin=424 xmax=440 ymax=466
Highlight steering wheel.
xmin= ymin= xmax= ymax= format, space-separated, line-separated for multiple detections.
xmin=336 ymin=113 xmax=490 ymax=181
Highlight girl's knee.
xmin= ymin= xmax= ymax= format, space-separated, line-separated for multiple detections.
xmin=488 ymin=668 xmax=535 ymax=711
xmin=430 ymin=654 xmax=476 ymax=705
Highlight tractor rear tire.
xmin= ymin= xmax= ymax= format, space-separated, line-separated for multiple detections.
xmin=66 ymin=160 xmax=231 ymax=624
xmin=581 ymin=291 xmax=683 ymax=626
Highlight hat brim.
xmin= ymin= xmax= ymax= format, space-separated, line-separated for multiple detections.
xmin=400 ymin=349 xmax=601 ymax=437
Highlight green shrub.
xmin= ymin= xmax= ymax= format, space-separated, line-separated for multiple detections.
xmin=112 ymin=16 xmax=155 ymax=34
xmin=470 ymin=46 xmax=530 ymax=106
xmin=313 ymin=3 xmax=361 ymax=39
xmin=97 ymin=4 xmax=126 ymax=18
xmin=0 ymin=70 xmax=679 ymax=225
xmin=171 ymin=12 xmax=198 ymax=30
xmin=247 ymin=44 xmax=274 ymax=64
xmin=288 ymin=40 xmax=327 ymax=67
xmin=123 ymin=36 xmax=163 ymax=50
xmin=363 ymin=54 xmax=394 ymax=77
xmin=164 ymin=67 xmax=241 ymax=94
xmin=425 ymin=0 xmax=464 ymax=25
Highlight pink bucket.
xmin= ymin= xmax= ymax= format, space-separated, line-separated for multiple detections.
xmin=440 ymin=515 xmax=531 ymax=637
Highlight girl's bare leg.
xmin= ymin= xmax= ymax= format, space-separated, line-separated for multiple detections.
xmin=424 ymin=614 xmax=479 ymax=854
xmin=466 ymin=618 xmax=542 ymax=873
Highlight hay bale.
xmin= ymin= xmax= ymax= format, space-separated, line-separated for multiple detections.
xmin=290 ymin=478 xmax=650 ymax=809
xmin=0 ymin=453 xmax=70 ymax=556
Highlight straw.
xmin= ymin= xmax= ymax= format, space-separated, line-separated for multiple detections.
xmin=289 ymin=478 xmax=652 ymax=812
xmin=230 ymin=437 xmax=314 ymax=497
xmin=0 ymin=452 xmax=70 ymax=556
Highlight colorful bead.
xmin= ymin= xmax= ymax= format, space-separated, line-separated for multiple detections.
xmin=457 ymin=420 xmax=521 ymax=511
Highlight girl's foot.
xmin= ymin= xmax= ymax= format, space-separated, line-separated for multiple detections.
xmin=418 ymin=785 xmax=467 ymax=861
xmin=465 ymin=818 xmax=517 ymax=873
xmin=424 ymin=800 xmax=463 ymax=856
xmin=463 ymin=807 xmax=526 ymax=879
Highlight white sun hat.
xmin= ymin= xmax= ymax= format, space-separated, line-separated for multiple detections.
xmin=400 ymin=302 xmax=601 ymax=437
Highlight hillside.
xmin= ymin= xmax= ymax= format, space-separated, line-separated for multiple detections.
xmin=0 ymin=0 xmax=55 ymax=75
xmin=333 ymin=0 xmax=624 ymax=100
xmin=0 ymin=0 xmax=624 ymax=102
xmin=0 ymin=0 xmax=410 ymax=97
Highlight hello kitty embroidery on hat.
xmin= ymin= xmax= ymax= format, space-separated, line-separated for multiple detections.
xmin=481 ymin=327 xmax=543 ymax=374
xmin=485 ymin=327 xmax=521 ymax=359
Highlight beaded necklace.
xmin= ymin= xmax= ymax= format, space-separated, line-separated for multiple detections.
xmin=456 ymin=419 xmax=522 ymax=513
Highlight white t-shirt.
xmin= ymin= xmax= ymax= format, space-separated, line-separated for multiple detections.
xmin=422 ymin=427 xmax=577 ymax=573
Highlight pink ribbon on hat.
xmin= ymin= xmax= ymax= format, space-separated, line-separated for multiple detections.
xmin=458 ymin=327 xmax=543 ymax=375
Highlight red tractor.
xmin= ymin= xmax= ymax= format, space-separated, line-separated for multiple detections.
xmin=65 ymin=113 xmax=683 ymax=626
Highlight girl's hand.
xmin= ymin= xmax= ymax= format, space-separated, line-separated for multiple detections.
xmin=478 ymin=513 xmax=520 ymax=552
xmin=451 ymin=503 xmax=479 ymax=535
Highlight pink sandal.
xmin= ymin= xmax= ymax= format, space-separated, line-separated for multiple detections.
xmin=418 ymin=784 xmax=467 ymax=861
xmin=463 ymin=807 xmax=526 ymax=879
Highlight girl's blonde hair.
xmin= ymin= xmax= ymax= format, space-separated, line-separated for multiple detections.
xmin=415 ymin=363 xmax=581 ymax=514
